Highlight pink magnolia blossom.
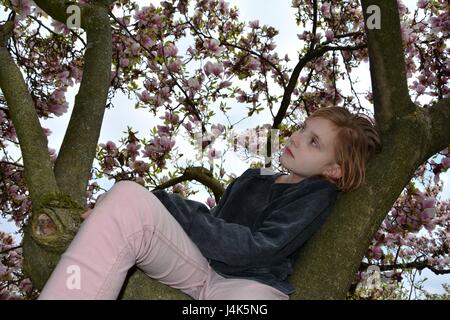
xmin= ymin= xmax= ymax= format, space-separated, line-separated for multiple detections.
xmin=422 ymin=196 xmax=435 ymax=209
xmin=397 ymin=0 xmax=407 ymax=15
xmin=42 ymin=127 xmax=52 ymax=136
xmin=137 ymin=90 xmax=151 ymax=103
xmin=130 ymin=42 xmax=141 ymax=56
xmin=18 ymin=279 xmax=32 ymax=295
xmin=11 ymin=0 xmax=31 ymax=20
xmin=203 ymin=38 xmax=224 ymax=55
xmin=218 ymin=0 xmax=230 ymax=14
xmin=187 ymin=77 xmax=201 ymax=92
xmin=236 ymin=90 xmax=247 ymax=103
xmin=142 ymin=144 xmax=160 ymax=158
xmin=165 ymin=59 xmax=182 ymax=73
xmin=141 ymin=35 xmax=156 ymax=49
xmin=51 ymin=19 xmax=70 ymax=35
xmin=56 ymin=70 xmax=73 ymax=87
xmin=325 ymin=30 xmax=335 ymax=42
xmin=211 ymin=123 xmax=225 ymax=135
xmin=207 ymin=147 xmax=222 ymax=160
xmin=48 ymin=102 xmax=68 ymax=117
xmin=126 ymin=143 xmax=141 ymax=160
xmin=99 ymin=141 xmax=118 ymax=157
xmin=103 ymin=155 xmax=115 ymax=173
xmin=119 ymin=58 xmax=130 ymax=68
xmin=159 ymin=86 xmax=171 ymax=100
xmin=159 ymin=135 xmax=175 ymax=150
xmin=161 ymin=111 xmax=180 ymax=125
xmin=320 ymin=3 xmax=331 ymax=18
xmin=420 ymin=207 xmax=435 ymax=224
xmin=371 ymin=246 xmax=383 ymax=260
xmin=157 ymin=125 xmax=170 ymax=135
xmin=206 ymin=197 xmax=216 ymax=209
xmin=416 ymin=84 xmax=426 ymax=94
xmin=110 ymin=71 xmax=117 ymax=82
xmin=297 ymin=31 xmax=310 ymax=41
xmin=0 ymin=110 xmax=6 ymax=123
xmin=249 ymin=20 xmax=260 ymax=29
xmin=187 ymin=46 xmax=198 ymax=56
xmin=70 ymin=65 xmax=83 ymax=83
xmin=132 ymin=160 xmax=149 ymax=174
xmin=150 ymin=14 xmax=163 ymax=28
xmin=48 ymin=148 xmax=57 ymax=162
xmin=218 ymin=81 xmax=232 ymax=89
xmin=246 ymin=57 xmax=261 ymax=71
xmin=442 ymin=157 xmax=450 ymax=169
xmin=204 ymin=61 xmax=224 ymax=76
xmin=183 ymin=121 xmax=193 ymax=132
xmin=159 ymin=42 xmax=178 ymax=57
xmin=173 ymin=183 xmax=187 ymax=195
xmin=144 ymin=78 xmax=158 ymax=91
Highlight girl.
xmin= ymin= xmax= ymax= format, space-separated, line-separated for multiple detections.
xmin=38 ymin=106 xmax=381 ymax=300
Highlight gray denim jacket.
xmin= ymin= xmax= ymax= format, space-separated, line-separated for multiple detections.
xmin=152 ymin=168 xmax=339 ymax=295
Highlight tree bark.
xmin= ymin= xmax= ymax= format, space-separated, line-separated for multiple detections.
xmin=0 ymin=21 xmax=59 ymax=203
xmin=290 ymin=0 xmax=450 ymax=299
xmin=33 ymin=0 xmax=113 ymax=206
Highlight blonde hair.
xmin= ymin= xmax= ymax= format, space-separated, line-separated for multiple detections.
xmin=309 ymin=106 xmax=382 ymax=193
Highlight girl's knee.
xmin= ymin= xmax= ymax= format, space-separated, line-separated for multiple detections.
xmin=103 ymin=180 xmax=148 ymax=206
xmin=89 ymin=181 xmax=146 ymax=221
xmin=112 ymin=180 xmax=144 ymax=194
xmin=97 ymin=180 xmax=164 ymax=225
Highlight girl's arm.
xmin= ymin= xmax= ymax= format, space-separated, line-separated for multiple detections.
xmin=187 ymin=186 xmax=337 ymax=267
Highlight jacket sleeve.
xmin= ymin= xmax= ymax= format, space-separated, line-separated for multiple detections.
xmin=151 ymin=189 xmax=210 ymax=231
xmin=151 ymin=177 xmax=238 ymax=231
xmin=187 ymin=187 xmax=337 ymax=267
xmin=209 ymin=177 xmax=238 ymax=216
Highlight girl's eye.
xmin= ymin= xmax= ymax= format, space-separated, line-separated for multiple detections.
xmin=299 ymin=124 xmax=318 ymax=148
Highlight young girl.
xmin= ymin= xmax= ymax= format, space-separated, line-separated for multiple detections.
xmin=38 ymin=106 xmax=381 ymax=300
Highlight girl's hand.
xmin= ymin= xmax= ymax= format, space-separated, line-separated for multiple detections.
xmin=81 ymin=192 xmax=107 ymax=220
xmin=81 ymin=209 xmax=93 ymax=220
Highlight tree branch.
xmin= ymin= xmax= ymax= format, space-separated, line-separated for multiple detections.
xmin=360 ymin=261 xmax=450 ymax=275
xmin=0 ymin=21 xmax=59 ymax=202
xmin=32 ymin=1 xmax=113 ymax=205
xmin=32 ymin=0 xmax=110 ymax=28
xmin=426 ymin=98 xmax=450 ymax=156
xmin=361 ymin=0 xmax=414 ymax=135
xmin=152 ymin=166 xmax=225 ymax=203
xmin=309 ymin=0 xmax=318 ymax=53
xmin=272 ymin=43 xmax=367 ymax=131
xmin=0 ymin=245 xmax=22 ymax=255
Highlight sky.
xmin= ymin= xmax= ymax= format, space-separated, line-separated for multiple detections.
xmin=1 ymin=0 xmax=449 ymax=297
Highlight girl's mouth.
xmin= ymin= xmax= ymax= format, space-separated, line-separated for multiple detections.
xmin=286 ymin=146 xmax=294 ymax=158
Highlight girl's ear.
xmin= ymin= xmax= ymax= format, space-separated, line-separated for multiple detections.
xmin=324 ymin=164 xmax=342 ymax=180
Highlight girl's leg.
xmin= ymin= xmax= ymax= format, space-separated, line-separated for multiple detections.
xmin=200 ymin=272 xmax=290 ymax=300
xmin=38 ymin=180 xmax=211 ymax=300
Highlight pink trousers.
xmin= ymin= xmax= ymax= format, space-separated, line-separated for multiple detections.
xmin=38 ymin=181 xmax=289 ymax=300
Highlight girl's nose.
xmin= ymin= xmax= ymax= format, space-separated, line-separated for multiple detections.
xmin=290 ymin=131 xmax=301 ymax=148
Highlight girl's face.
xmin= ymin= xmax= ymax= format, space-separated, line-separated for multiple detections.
xmin=280 ymin=117 xmax=342 ymax=183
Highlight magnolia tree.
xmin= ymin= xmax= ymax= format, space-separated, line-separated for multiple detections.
xmin=0 ymin=0 xmax=449 ymax=300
